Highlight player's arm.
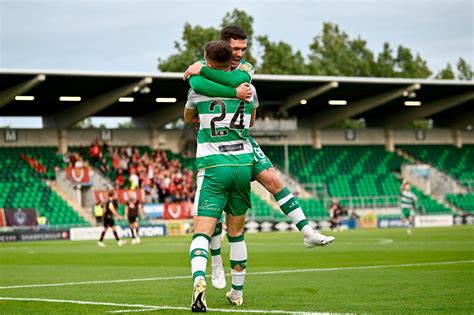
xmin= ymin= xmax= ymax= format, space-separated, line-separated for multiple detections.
xmin=250 ymin=108 xmax=257 ymax=127
xmin=249 ymin=84 xmax=259 ymax=127
xmin=185 ymin=61 xmax=253 ymax=87
xmin=200 ymin=67 xmax=250 ymax=87
xmin=189 ymin=75 xmax=236 ymax=97
xmin=184 ymin=108 xmax=197 ymax=124
xmin=124 ymin=204 xmax=128 ymax=218
xmin=139 ymin=203 xmax=145 ymax=220
xmin=189 ymin=76 xmax=253 ymax=102
xmin=109 ymin=203 xmax=122 ymax=220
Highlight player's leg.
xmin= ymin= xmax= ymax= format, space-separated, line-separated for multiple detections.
xmin=98 ymin=225 xmax=107 ymax=247
xmin=250 ymin=139 xmax=333 ymax=247
xmin=190 ymin=168 xmax=230 ymax=312
xmin=129 ymin=219 xmax=136 ymax=241
xmin=224 ymin=165 xmax=252 ymax=306
xmin=210 ymin=220 xmax=226 ymax=289
xmin=256 ymin=168 xmax=334 ymax=248
xmin=111 ymin=225 xmax=125 ymax=246
xmin=134 ymin=221 xmax=141 ymax=243
xmin=226 ymin=214 xmax=247 ymax=306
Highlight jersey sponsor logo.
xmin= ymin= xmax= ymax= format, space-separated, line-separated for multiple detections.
xmin=218 ymin=143 xmax=244 ymax=152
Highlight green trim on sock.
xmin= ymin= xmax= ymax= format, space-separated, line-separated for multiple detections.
xmin=280 ymin=197 xmax=300 ymax=215
xmin=213 ymin=223 xmax=223 ymax=236
xmin=232 ymin=284 xmax=244 ymax=290
xmin=230 ymin=260 xmax=247 ymax=269
xmin=193 ymin=233 xmax=211 ymax=242
xmin=193 ymin=271 xmax=206 ymax=280
xmin=227 ymin=234 xmax=244 ymax=242
xmin=296 ymin=219 xmax=309 ymax=231
xmin=274 ymin=187 xmax=291 ymax=201
xmin=210 ymin=248 xmax=221 ymax=256
xmin=190 ymin=248 xmax=209 ymax=260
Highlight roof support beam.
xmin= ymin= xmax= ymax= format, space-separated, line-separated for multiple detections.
xmin=384 ymin=91 xmax=474 ymax=128
xmin=311 ymin=84 xmax=420 ymax=129
xmin=132 ymin=102 xmax=185 ymax=128
xmin=280 ymin=81 xmax=338 ymax=113
xmin=0 ymin=74 xmax=46 ymax=108
xmin=450 ymin=109 xmax=474 ymax=129
xmin=43 ymin=77 xmax=152 ymax=128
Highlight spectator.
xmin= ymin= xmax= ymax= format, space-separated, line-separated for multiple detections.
xmin=93 ymin=201 xmax=104 ymax=225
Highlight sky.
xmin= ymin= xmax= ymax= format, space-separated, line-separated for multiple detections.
xmin=0 ymin=0 xmax=473 ymax=128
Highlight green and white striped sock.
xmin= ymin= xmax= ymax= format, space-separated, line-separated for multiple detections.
xmin=189 ymin=233 xmax=210 ymax=286
xmin=228 ymin=234 xmax=247 ymax=296
xmin=210 ymin=222 xmax=223 ymax=266
xmin=274 ymin=187 xmax=314 ymax=238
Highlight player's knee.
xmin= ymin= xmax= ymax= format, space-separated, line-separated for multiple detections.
xmin=260 ymin=168 xmax=284 ymax=194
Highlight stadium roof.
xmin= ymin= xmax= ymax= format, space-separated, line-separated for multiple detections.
xmin=1 ymin=69 xmax=473 ymax=129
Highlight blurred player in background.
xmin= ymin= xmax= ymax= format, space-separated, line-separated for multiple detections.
xmin=400 ymin=180 xmax=418 ymax=235
xmin=184 ymin=25 xmax=335 ymax=291
xmin=98 ymin=191 xmax=125 ymax=247
xmin=124 ymin=191 xmax=144 ymax=244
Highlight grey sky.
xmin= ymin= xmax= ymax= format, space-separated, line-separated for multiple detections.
xmin=1 ymin=0 xmax=473 ymax=73
xmin=0 ymin=0 xmax=472 ymax=128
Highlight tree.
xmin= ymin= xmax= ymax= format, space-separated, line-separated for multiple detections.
xmin=158 ymin=9 xmax=256 ymax=72
xmin=72 ymin=118 xmax=95 ymax=129
xmin=117 ymin=120 xmax=133 ymax=128
xmin=307 ymin=23 xmax=377 ymax=77
xmin=376 ymin=43 xmax=395 ymax=77
xmin=257 ymin=35 xmax=307 ymax=74
xmin=158 ymin=23 xmax=219 ymax=72
xmin=457 ymin=57 xmax=473 ymax=80
xmin=435 ymin=63 xmax=455 ymax=79
xmin=393 ymin=45 xmax=431 ymax=78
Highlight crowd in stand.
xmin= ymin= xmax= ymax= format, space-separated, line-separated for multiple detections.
xmin=64 ymin=139 xmax=195 ymax=204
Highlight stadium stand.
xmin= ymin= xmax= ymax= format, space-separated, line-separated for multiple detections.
xmin=260 ymin=144 xmax=451 ymax=214
xmin=446 ymin=193 xmax=474 ymax=213
xmin=398 ymin=145 xmax=474 ymax=190
xmin=0 ymin=147 xmax=88 ymax=226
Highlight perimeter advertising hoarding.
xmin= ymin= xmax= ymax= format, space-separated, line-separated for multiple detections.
xmin=70 ymin=224 xmax=166 ymax=241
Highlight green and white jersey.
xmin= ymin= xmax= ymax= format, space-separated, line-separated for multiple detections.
xmin=234 ymin=60 xmax=255 ymax=79
xmin=400 ymin=190 xmax=418 ymax=210
xmin=186 ymin=89 xmax=258 ymax=170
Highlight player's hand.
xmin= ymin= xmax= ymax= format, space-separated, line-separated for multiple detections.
xmin=183 ymin=62 xmax=204 ymax=80
xmin=236 ymin=83 xmax=253 ymax=102
xmin=117 ymin=215 xmax=123 ymax=220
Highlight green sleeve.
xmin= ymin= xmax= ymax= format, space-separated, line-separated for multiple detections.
xmin=189 ymin=76 xmax=236 ymax=98
xmin=200 ymin=67 xmax=251 ymax=87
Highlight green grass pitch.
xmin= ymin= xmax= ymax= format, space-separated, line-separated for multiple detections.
xmin=0 ymin=226 xmax=473 ymax=314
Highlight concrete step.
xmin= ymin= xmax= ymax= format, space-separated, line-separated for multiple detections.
xmin=45 ymin=180 xmax=96 ymax=225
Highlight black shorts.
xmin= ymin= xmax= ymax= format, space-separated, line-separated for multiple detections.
xmin=128 ymin=215 xmax=138 ymax=224
xmin=104 ymin=216 xmax=115 ymax=227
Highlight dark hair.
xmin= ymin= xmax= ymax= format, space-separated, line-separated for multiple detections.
xmin=204 ymin=40 xmax=232 ymax=66
xmin=108 ymin=191 xmax=114 ymax=198
xmin=220 ymin=25 xmax=247 ymax=41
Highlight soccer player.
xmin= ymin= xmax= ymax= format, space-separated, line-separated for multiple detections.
xmin=184 ymin=40 xmax=256 ymax=311
xmin=400 ymin=180 xmax=418 ymax=234
xmin=184 ymin=25 xmax=335 ymax=290
xmin=97 ymin=191 xmax=126 ymax=247
xmin=124 ymin=191 xmax=144 ymax=244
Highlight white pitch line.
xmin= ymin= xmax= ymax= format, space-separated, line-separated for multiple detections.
xmin=0 ymin=297 xmax=343 ymax=315
xmin=1 ymin=260 xmax=472 ymax=290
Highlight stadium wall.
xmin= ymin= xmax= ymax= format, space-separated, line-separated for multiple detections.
xmin=1 ymin=128 xmax=473 ymax=148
